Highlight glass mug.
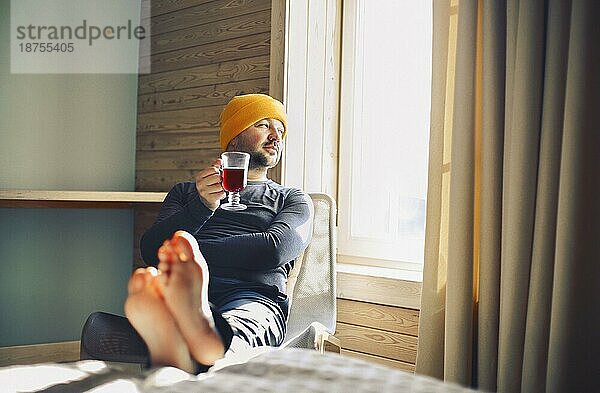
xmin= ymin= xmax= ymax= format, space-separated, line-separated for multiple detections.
xmin=220 ymin=152 xmax=250 ymax=211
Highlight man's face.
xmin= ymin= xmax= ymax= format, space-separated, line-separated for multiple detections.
xmin=227 ymin=118 xmax=284 ymax=169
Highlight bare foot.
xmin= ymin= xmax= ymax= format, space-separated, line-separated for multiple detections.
xmin=124 ymin=267 xmax=196 ymax=373
xmin=158 ymin=231 xmax=225 ymax=366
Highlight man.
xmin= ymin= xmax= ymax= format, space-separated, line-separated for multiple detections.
xmin=124 ymin=94 xmax=313 ymax=374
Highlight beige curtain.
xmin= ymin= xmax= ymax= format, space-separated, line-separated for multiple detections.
xmin=416 ymin=0 xmax=600 ymax=391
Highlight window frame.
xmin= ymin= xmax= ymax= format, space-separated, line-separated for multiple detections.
xmin=336 ymin=0 xmax=431 ymax=281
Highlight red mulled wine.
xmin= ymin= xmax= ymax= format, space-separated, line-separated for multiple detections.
xmin=222 ymin=167 xmax=247 ymax=192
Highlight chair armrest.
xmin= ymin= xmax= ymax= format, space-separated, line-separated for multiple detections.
xmin=308 ymin=322 xmax=341 ymax=354
xmin=316 ymin=331 xmax=341 ymax=354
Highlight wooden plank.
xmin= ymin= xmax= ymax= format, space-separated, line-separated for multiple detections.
xmin=0 ymin=190 xmax=166 ymax=203
xmin=133 ymin=207 xmax=161 ymax=243
xmin=0 ymin=341 xmax=80 ymax=366
xmin=266 ymin=164 xmax=282 ymax=184
xmin=281 ymin=0 xmax=339 ymax=193
xmin=336 ymin=322 xmax=418 ymax=364
xmin=146 ymin=31 xmax=270 ymax=74
xmin=137 ymin=105 xmax=222 ymax=133
xmin=151 ymin=0 xmax=270 ymax=36
xmin=320 ymin=0 xmax=342 ymax=197
xmin=134 ymin=206 xmax=160 ymax=231
xmin=136 ymin=169 xmax=201 ymax=191
xmin=267 ymin=0 xmax=285 ymax=184
xmin=337 ymin=299 xmax=420 ymax=337
xmin=302 ymin=0 xmax=327 ymax=192
xmin=341 ymin=349 xmax=415 ymax=373
xmin=269 ymin=0 xmax=285 ymax=102
xmin=151 ymin=0 xmax=215 ymax=18
xmin=136 ymin=149 xmax=221 ymax=171
xmin=0 ymin=200 xmax=136 ymax=209
xmin=135 ymin=165 xmax=284 ymax=191
xmin=337 ymin=271 xmax=422 ymax=310
xmin=152 ymin=10 xmax=271 ymax=55
xmin=133 ymin=206 xmax=162 ymax=269
xmin=137 ymin=130 xmax=220 ymax=151
xmin=139 ymin=54 xmax=271 ymax=94
xmin=134 ymin=205 xmax=163 ymax=219
xmin=283 ymin=0 xmax=309 ymax=188
xmin=138 ymin=78 xmax=268 ymax=113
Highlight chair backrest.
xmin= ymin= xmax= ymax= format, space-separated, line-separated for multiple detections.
xmin=284 ymin=193 xmax=337 ymax=340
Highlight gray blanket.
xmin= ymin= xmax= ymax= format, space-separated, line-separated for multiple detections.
xmin=1 ymin=348 xmax=474 ymax=392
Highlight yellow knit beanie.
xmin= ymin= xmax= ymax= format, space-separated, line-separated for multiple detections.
xmin=219 ymin=94 xmax=288 ymax=150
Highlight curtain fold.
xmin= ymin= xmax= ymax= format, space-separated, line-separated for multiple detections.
xmin=477 ymin=0 xmax=505 ymax=389
xmin=444 ymin=0 xmax=476 ymax=383
xmin=417 ymin=0 xmax=450 ymax=378
xmin=497 ymin=0 xmax=546 ymax=391
xmin=520 ymin=1 xmax=570 ymax=391
xmin=546 ymin=0 xmax=600 ymax=389
xmin=416 ymin=0 xmax=600 ymax=391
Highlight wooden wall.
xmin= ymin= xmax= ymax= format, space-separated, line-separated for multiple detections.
xmin=337 ymin=272 xmax=421 ymax=372
xmin=337 ymin=300 xmax=419 ymax=372
xmin=133 ymin=0 xmax=273 ymax=268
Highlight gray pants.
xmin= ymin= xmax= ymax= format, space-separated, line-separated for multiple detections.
xmin=215 ymin=291 xmax=287 ymax=354
xmin=193 ymin=282 xmax=288 ymax=373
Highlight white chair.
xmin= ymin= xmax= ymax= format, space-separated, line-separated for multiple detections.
xmin=281 ymin=193 xmax=339 ymax=353
xmin=80 ymin=193 xmax=339 ymax=366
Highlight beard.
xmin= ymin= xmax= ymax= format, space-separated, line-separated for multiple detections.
xmin=248 ymin=149 xmax=281 ymax=169
xmin=249 ymin=150 xmax=272 ymax=169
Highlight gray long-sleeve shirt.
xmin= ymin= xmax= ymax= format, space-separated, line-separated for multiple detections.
xmin=140 ymin=180 xmax=313 ymax=297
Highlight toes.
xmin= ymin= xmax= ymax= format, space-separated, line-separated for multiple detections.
xmin=158 ymin=241 xmax=175 ymax=265
xmin=171 ymin=232 xmax=194 ymax=263
xmin=128 ymin=268 xmax=151 ymax=293
xmin=128 ymin=267 xmax=165 ymax=300
xmin=147 ymin=266 xmax=160 ymax=277
xmin=158 ymin=261 xmax=170 ymax=273
xmin=172 ymin=231 xmax=206 ymax=269
xmin=146 ymin=267 xmax=166 ymax=299
xmin=157 ymin=269 xmax=169 ymax=287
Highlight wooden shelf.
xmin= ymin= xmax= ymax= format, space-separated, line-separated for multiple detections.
xmin=0 ymin=190 xmax=167 ymax=209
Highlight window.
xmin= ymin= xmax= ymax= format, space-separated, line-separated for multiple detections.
xmin=337 ymin=0 xmax=432 ymax=278
xmin=282 ymin=0 xmax=432 ymax=281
